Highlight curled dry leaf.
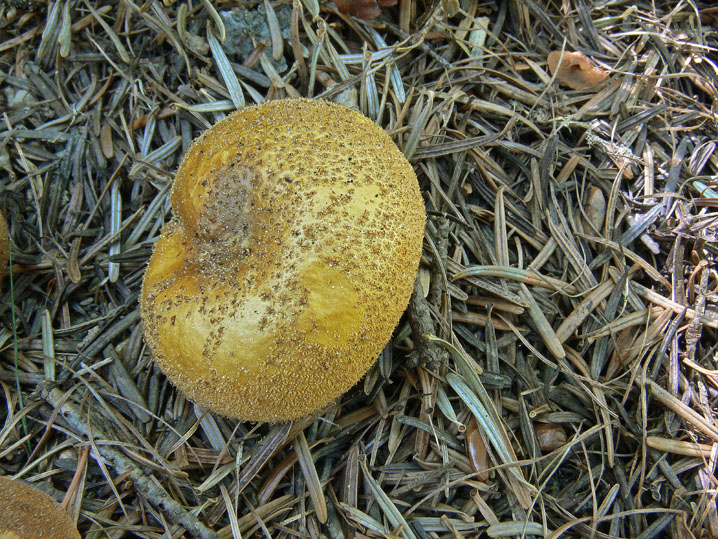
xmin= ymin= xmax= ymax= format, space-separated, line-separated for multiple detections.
xmin=583 ymin=186 xmax=606 ymax=233
xmin=534 ymin=422 xmax=567 ymax=452
xmin=547 ymin=51 xmax=609 ymax=91
xmin=465 ymin=416 xmax=489 ymax=481
xmin=334 ymin=0 xmax=396 ymax=19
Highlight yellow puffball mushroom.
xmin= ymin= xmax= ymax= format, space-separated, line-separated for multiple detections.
xmin=0 ymin=476 xmax=80 ymax=539
xmin=140 ymin=98 xmax=425 ymax=422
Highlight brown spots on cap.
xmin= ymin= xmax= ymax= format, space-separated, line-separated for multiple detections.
xmin=140 ymin=98 xmax=425 ymax=422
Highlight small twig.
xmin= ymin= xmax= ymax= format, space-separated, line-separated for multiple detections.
xmin=39 ymin=386 xmax=220 ymax=539
xmin=407 ymin=280 xmax=448 ymax=368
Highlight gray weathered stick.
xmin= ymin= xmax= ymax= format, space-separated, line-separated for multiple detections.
xmin=40 ymin=386 xmax=219 ymax=539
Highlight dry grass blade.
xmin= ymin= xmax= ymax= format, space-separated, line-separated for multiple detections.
xmin=428 ymin=336 xmax=534 ymax=507
xmin=225 ymin=494 xmax=293 ymax=536
xmin=359 ymin=455 xmax=417 ymax=539
xmin=105 ymin=345 xmax=151 ymax=424
xmin=40 ymin=309 xmax=55 ymax=382
xmin=545 ymin=208 xmax=597 ymax=292
xmin=451 ymin=310 xmax=517 ymax=331
xmin=403 ymin=91 xmax=433 ymax=160
xmin=644 ymin=379 xmax=718 ymax=443
xmin=237 ymin=422 xmax=291 ymax=494
xmin=81 ymin=0 xmax=129 ymax=63
xmin=256 ymin=452 xmax=297 ymax=506
xmin=300 ymin=0 xmax=319 ymax=19
xmin=555 ymin=278 xmax=615 ymax=343
xmin=220 ymin=484 xmax=242 ymax=539
xmin=200 ymin=0 xmax=226 ymax=42
xmin=293 ymin=431 xmax=327 ymax=524
xmin=452 ymin=265 xmax=577 ymax=295
xmin=207 ymin=29 xmax=245 ymax=109
xmin=646 ymin=436 xmax=715 ymax=458
xmin=629 ymin=279 xmax=718 ymax=329
xmin=487 ymin=521 xmax=546 ymax=537
xmin=585 ymin=307 xmax=661 ymax=342
xmin=263 ymin=0 xmax=283 ymax=61
xmin=493 ymin=186 xmax=509 ymax=266
xmin=518 ymin=283 xmax=565 ymax=359
xmin=337 ymin=502 xmax=391 ymax=535
xmin=447 ymin=372 xmax=534 ymax=509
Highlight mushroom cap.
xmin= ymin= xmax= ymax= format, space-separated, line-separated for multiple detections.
xmin=0 ymin=209 xmax=8 ymax=280
xmin=141 ymin=98 xmax=425 ymax=422
xmin=0 ymin=476 xmax=80 ymax=539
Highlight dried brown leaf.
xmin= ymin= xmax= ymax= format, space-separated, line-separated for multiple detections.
xmin=547 ymin=50 xmax=609 ymax=90
xmin=333 ymin=0 xmax=381 ymax=19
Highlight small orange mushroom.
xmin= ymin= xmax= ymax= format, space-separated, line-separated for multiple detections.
xmin=0 ymin=476 xmax=81 ymax=538
xmin=547 ymin=50 xmax=609 ymax=91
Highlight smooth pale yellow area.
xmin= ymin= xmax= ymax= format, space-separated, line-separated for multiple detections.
xmin=140 ymin=98 xmax=425 ymax=422
xmin=0 ymin=477 xmax=80 ymax=539
xmin=141 ymin=225 xmax=273 ymax=382
xmin=141 ymin=222 xmax=192 ymax=291
xmin=297 ymin=261 xmax=361 ymax=347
